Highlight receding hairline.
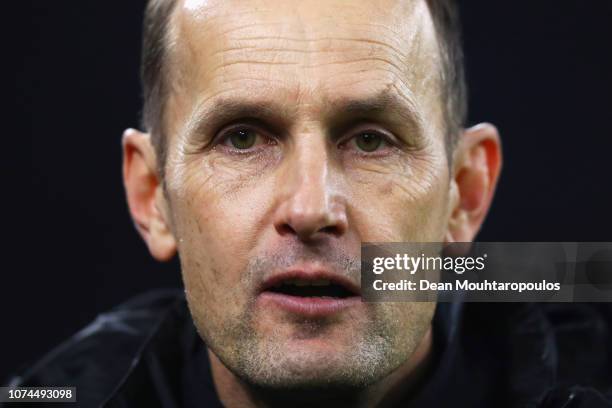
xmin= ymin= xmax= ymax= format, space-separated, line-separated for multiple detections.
xmin=140 ymin=0 xmax=466 ymax=176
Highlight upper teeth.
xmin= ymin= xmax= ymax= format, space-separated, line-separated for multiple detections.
xmin=281 ymin=279 xmax=331 ymax=287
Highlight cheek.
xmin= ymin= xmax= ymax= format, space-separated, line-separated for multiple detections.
xmin=349 ymin=155 xmax=450 ymax=242
xmin=171 ymin=155 xmax=273 ymax=251
xmin=167 ymin=162 xmax=274 ymax=307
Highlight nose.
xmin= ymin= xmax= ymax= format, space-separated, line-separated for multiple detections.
xmin=273 ymin=141 xmax=348 ymax=242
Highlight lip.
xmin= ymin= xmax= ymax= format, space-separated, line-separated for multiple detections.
xmin=258 ymin=268 xmax=362 ymax=318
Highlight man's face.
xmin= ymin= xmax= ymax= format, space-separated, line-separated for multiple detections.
xmin=162 ymin=0 xmax=452 ymax=389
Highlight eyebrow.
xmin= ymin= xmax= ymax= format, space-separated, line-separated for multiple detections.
xmin=324 ymin=90 xmax=425 ymax=138
xmin=181 ymin=88 xmax=425 ymax=145
xmin=181 ymin=99 xmax=293 ymax=145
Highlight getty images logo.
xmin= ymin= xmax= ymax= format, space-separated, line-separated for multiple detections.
xmin=372 ymin=253 xmax=488 ymax=275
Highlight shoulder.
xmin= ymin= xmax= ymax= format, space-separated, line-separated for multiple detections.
xmin=536 ymin=303 xmax=612 ymax=406
xmin=541 ymin=304 xmax=612 ymax=380
xmin=5 ymin=290 xmax=188 ymax=404
xmin=462 ymin=302 xmax=612 ymax=406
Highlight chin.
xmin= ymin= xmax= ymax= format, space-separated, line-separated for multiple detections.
xmin=232 ymin=336 xmax=395 ymax=391
xmin=242 ymin=363 xmax=378 ymax=391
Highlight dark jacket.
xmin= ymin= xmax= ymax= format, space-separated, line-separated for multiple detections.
xmin=4 ymin=290 xmax=612 ymax=407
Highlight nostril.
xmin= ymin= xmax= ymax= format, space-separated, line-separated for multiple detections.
xmin=276 ymin=223 xmax=296 ymax=236
xmin=276 ymin=222 xmax=343 ymax=241
xmin=320 ymin=225 xmax=341 ymax=236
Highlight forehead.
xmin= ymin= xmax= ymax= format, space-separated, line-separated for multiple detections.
xmin=167 ymin=0 xmax=443 ymax=131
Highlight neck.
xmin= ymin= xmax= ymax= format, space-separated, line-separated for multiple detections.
xmin=208 ymin=327 xmax=433 ymax=408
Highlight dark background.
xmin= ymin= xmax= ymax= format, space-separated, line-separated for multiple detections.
xmin=8 ymin=1 xmax=612 ymax=380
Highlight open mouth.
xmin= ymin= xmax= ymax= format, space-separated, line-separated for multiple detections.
xmin=258 ymin=272 xmax=361 ymax=317
xmin=267 ymin=279 xmax=355 ymax=299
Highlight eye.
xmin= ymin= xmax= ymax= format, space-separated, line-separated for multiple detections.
xmin=221 ymin=127 xmax=266 ymax=150
xmin=351 ymin=132 xmax=386 ymax=152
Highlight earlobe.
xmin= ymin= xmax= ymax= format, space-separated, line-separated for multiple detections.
xmin=447 ymin=123 xmax=502 ymax=242
xmin=122 ymin=128 xmax=177 ymax=261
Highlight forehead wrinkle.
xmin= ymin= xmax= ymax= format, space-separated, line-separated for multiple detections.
xmin=173 ymin=0 xmax=435 ymax=67
xmin=211 ymin=10 xmax=423 ymax=60
xmin=201 ymin=29 xmax=425 ymax=76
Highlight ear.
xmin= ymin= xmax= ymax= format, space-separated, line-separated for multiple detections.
xmin=122 ymin=128 xmax=177 ymax=261
xmin=446 ymin=123 xmax=502 ymax=243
